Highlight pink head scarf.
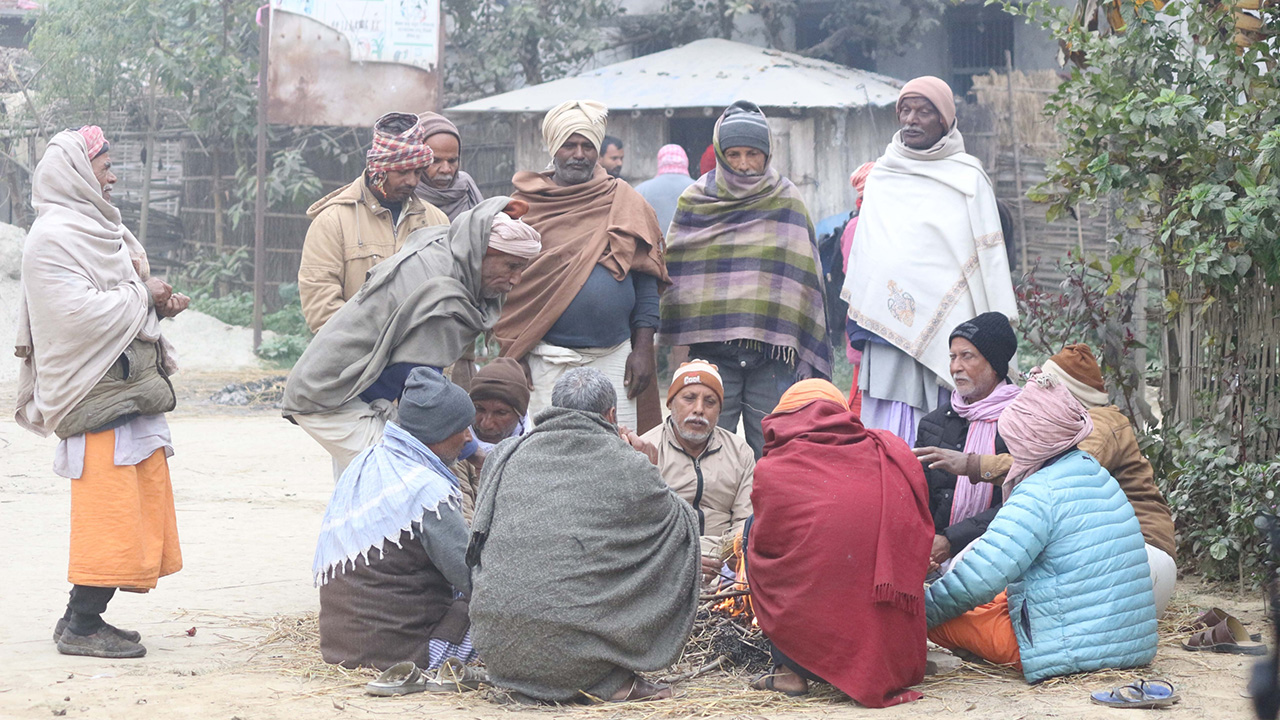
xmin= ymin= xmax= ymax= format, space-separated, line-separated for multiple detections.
xmin=897 ymin=76 xmax=957 ymax=130
xmin=76 ymin=125 xmax=108 ymax=160
xmin=656 ymin=144 xmax=689 ymax=176
xmin=948 ymin=381 xmax=1022 ymax=525
xmin=850 ymin=161 xmax=875 ymax=210
xmin=997 ymin=369 xmax=1096 ymax=498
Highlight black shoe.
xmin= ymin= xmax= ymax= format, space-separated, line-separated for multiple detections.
xmin=56 ymin=628 xmax=146 ymax=659
xmin=53 ymin=618 xmax=141 ymax=644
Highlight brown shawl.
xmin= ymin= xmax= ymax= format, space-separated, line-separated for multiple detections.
xmin=494 ymin=166 xmax=668 ymax=360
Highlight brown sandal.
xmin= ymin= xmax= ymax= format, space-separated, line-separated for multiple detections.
xmin=1182 ymin=615 xmax=1267 ymax=655
xmin=1182 ymin=607 xmax=1262 ymax=642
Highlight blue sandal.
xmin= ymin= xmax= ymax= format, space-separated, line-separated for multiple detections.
xmin=1090 ymin=679 xmax=1180 ymax=709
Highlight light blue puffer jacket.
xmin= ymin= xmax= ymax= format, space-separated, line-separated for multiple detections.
xmin=924 ymin=450 xmax=1157 ymax=682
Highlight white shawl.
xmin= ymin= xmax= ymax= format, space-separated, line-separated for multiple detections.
xmin=14 ymin=131 xmax=166 ymax=437
xmin=840 ymin=127 xmax=1018 ymax=384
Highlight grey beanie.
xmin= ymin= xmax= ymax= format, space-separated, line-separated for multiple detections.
xmin=717 ymin=100 xmax=771 ymax=156
xmin=398 ymin=367 xmax=475 ymax=445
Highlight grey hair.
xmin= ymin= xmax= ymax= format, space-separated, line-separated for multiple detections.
xmin=551 ymin=367 xmax=617 ymax=417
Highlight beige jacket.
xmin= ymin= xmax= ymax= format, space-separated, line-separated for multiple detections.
xmin=1079 ymin=406 xmax=1177 ymax=559
xmin=298 ymin=176 xmax=448 ymax=332
xmin=641 ymin=419 xmax=755 ymax=552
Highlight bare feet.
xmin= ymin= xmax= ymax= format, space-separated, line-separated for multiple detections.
xmin=609 ymin=676 xmax=672 ymax=702
xmin=751 ymin=665 xmax=808 ymax=696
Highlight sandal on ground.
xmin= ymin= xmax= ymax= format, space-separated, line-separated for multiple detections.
xmin=56 ymin=627 xmax=146 ymax=659
xmin=365 ymin=662 xmax=428 ymax=696
xmin=1090 ymin=679 xmax=1180 ymax=709
xmin=53 ymin=618 xmax=141 ymax=644
xmin=750 ymin=668 xmax=808 ymax=697
xmin=608 ymin=676 xmax=672 ymax=703
xmin=431 ymin=657 xmax=487 ymax=692
xmin=1182 ymin=615 xmax=1268 ymax=655
xmin=1182 ymin=607 xmax=1262 ymax=642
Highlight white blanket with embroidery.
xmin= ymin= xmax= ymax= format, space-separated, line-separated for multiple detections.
xmin=841 ymin=127 xmax=1017 ymax=383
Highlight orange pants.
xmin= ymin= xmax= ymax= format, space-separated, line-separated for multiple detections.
xmin=69 ymin=429 xmax=182 ymax=589
xmin=927 ymin=590 xmax=1022 ymax=671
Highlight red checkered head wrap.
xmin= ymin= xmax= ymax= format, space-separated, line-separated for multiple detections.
xmin=850 ymin=161 xmax=875 ymax=209
xmin=366 ymin=112 xmax=433 ymax=173
xmin=76 ymin=125 xmax=109 ymax=160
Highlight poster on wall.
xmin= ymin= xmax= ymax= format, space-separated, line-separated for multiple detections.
xmin=272 ymin=0 xmax=441 ymax=70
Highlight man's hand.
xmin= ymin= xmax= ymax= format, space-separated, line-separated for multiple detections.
xmin=158 ymin=292 xmax=190 ymax=318
xmin=624 ymin=328 xmax=656 ymax=399
xmin=619 ymin=426 xmax=658 ymax=465
xmin=930 ymin=534 xmax=951 ymax=565
xmin=701 ymin=555 xmax=723 ymax=583
xmin=913 ymin=446 xmax=969 ymax=476
xmin=145 ymin=277 xmax=172 ymax=308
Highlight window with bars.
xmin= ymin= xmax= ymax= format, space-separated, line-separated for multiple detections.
xmin=947 ymin=4 xmax=1015 ymax=95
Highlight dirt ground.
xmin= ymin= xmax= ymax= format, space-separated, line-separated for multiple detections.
xmin=0 ymin=371 xmax=1268 ymax=719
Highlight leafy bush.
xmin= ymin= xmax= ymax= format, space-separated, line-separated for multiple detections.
xmin=192 ymin=291 xmax=254 ymax=327
xmin=256 ymin=334 xmax=311 ymax=367
xmin=174 ymin=247 xmax=251 ymax=301
xmin=263 ymin=283 xmax=310 ymax=337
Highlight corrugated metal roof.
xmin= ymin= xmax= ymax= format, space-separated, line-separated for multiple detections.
xmin=448 ymin=38 xmax=903 ymax=114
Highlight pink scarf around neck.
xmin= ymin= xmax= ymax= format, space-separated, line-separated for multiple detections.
xmin=948 ymin=382 xmax=1021 ymax=525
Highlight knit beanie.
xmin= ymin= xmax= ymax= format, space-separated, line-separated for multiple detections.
xmin=469 ymin=358 xmax=532 ymax=416
xmin=398 ymin=367 xmax=475 ymax=445
xmin=949 ymin=312 xmax=1018 ymax=380
xmin=667 ymin=359 xmax=724 ymax=406
xmin=1043 ymin=344 xmax=1109 ymax=408
xmin=716 ymin=100 xmax=771 ymax=156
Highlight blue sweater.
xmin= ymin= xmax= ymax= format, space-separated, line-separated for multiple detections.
xmin=924 ymin=450 xmax=1157 ymax=682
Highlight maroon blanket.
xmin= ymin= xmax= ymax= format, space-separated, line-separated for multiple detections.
xmin=747 ymin=401 xmax=933 ymax=707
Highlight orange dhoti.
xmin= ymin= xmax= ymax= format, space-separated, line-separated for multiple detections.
xmin=69 ymin=428 xmax=182 ymax=589
xmin=927 ymin=590 xmax=1022 ymax=671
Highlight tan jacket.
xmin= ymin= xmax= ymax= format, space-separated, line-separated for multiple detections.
xmin=1078 ymin=406 xmax=1177 ymax=559
xmin=641 ymin=419 xmax=755 ymax=552
xmin=298 ymin=176 xmax=448 ymax=332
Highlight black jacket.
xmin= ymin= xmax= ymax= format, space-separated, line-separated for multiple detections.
xmin=915 ymin=397 xmax=1008 ymax=557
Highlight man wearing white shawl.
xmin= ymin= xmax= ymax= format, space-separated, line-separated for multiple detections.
xmin=16 ymin=126 xmax=190 ymax=659
xmin=314 ymin=367 xmax=478 ymax=672
xmin=840 ymin=77 xmax=1017 ymax=446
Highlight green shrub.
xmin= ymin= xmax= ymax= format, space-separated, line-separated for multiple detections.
xmin=256 ymin=334 xmax=311 ymax=367
xmin=192 ymin=291 xmax=254 ymax=327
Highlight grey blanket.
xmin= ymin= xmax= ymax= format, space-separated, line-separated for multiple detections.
xmin=283 ymin=196 xmax=512 ymax=416
xmin=467 ymin=406 xmax=700 ymax=701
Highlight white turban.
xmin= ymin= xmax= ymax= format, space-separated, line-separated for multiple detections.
xmin=542 ymin=100 xmax=608 ymax=156
xmin=487 ymin=213 xmax=542 ymax=259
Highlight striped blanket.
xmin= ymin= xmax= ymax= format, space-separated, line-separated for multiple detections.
xmin=659 ymin=153 xmax=830 ymax=377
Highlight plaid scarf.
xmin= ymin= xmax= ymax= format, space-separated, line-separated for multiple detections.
xmin=366 ymin=113 xmax=433 ymax=172
xmin=659 ymin=135 xmax=830 ymax=375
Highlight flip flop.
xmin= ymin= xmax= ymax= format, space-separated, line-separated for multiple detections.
xmin=431 ymin=657 xmax=487 ymax=692
xmin=1182 ymin=615 xmax=1268 ymax=655
xmin=365 ymin=662 xmax=427 ymax=696
xmin=1182 ymin=607 xmax=1263 ymax=642
xmin=750 ymin=669 xmax=808 ymax=697
xmin=1090 ymin=679 xmax=1180 ymax=709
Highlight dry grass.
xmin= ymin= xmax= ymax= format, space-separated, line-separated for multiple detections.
xmin=969 ymin=69 xmax=1064 ymax=151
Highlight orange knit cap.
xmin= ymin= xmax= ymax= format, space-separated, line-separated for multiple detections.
xmin=772 ymin=379 xmax=850 ymax=415
xmin=667 ymin=360 xmax=724 ymax=405
xmin=1048 ymin=344 xmax=1106 ymax=393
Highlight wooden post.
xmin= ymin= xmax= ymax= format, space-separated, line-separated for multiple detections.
xmin=1005 ymin=51 xmax=1029 ymax=276
xmin=252 ymin=7 xmax=270 ymax=350
xmin=139 ymin=77 xmax=157 ymax=246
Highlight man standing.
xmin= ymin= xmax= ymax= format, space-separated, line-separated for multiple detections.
xmin=599 ymin=135 xmax=625 ymax=179
xmin=16 ymin=126 xmax=189 ymax=658
xmin=284 ymin=198 xmax=541 ymax=478
xmin=912 ymin=313 xmax=1020 ymax=568
xmin=299 ymin=112 xmax=449 ymax=332
xmin=414 ymin=112 xmax=485 ymax=222
xmin=468 ymin=368 xmax=700 ymax=702
xmin=841 ymin=77 xmax=1017 ymax=445
xmin=634 ymin=144 xmax=695 ymax=234
xmin=639 ymin=360 xmax=754 ymax=574
xmin=494 ymin=100 xmax=667 ymax=432
xmin=661 ymin=101 xmax=830 ymax=458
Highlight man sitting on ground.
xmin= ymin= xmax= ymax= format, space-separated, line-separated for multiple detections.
xmin=925 ymin=370 xmax=1158 ymax=682
xmin=639 ymin=360 xmax=754 ymax=580
xmin=1042 ymin=344 xmax=1178 ymax=614
xmin=468 ymin=368 xmax=700 ymax=703
xmin=453 ymin=357 xmax=533 ymax=520
xmin=747 ymin=380 xmax=932 ymax=707
xmin=313 ymin=368 xmax=477 ymax=672
xmin=912 ymin=312 xmax=1020 ymax=568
